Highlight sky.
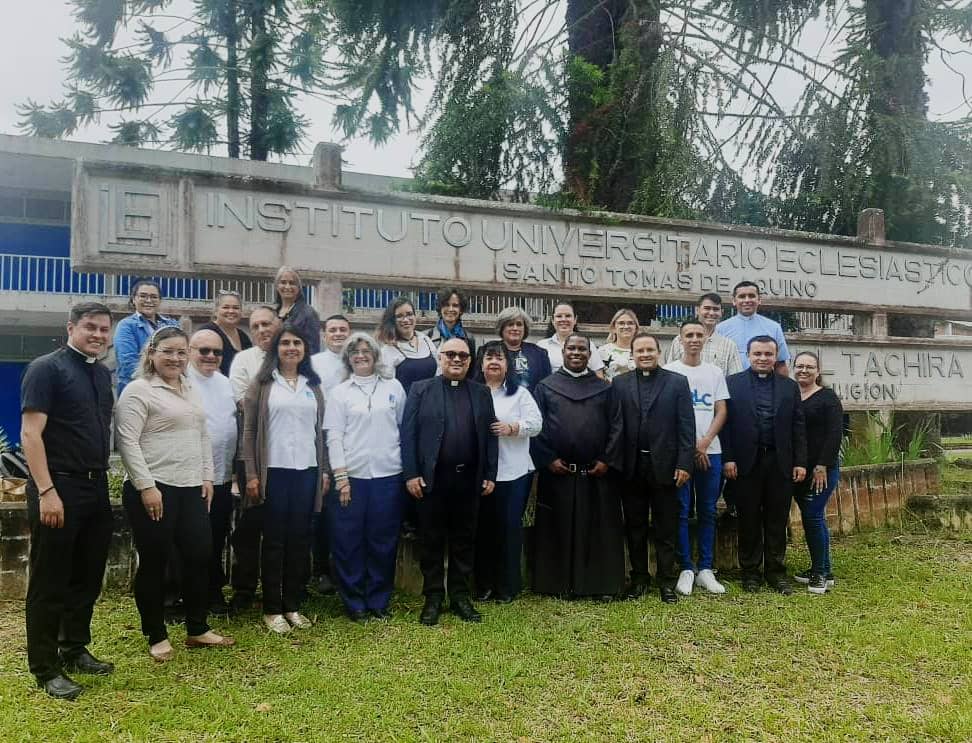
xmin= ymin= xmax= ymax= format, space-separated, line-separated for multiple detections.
xmin=0 ymin=1 xmax=969 ymax=181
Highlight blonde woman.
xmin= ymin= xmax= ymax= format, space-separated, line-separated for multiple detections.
xmin=598 ymin=309 xmax=639 ymax=380
xmin=200 ymin=290 xmax=251 ymax=375
xmin=115 ymin=327 xmax=235 ymax=662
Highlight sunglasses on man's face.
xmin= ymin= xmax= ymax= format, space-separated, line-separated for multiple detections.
xmin=193 ymin=347 xmax=224 ymax=357
xmin=441 ymin=350 xmax=471 ymax=361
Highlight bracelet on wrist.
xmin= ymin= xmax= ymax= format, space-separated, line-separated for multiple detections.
xmin=38 ymin=485 xmax=55 ymax=497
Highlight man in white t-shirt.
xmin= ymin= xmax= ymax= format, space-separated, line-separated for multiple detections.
xmin=664 ymin=319 xmax=729 ymax=595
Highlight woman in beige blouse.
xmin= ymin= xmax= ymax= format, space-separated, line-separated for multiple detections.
xmin=115 ymin=326 xmax=235 ymax=662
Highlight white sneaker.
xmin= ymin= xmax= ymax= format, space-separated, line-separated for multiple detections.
xmin=263 ymin=614 xmax=292 ymax=634
xmin=284 ymin=612 xmax=313 ymax=629
xmin=675 ymin=570 xmax=695 ymax=596
xmin=695 ymin=569 xmax=726 ymax=594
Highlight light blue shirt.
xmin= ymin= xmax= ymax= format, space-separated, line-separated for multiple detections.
xmin=716 ymin=313 xmax=789 ymax=369
xmin=113 ymin=312 xmax=180 ymax=396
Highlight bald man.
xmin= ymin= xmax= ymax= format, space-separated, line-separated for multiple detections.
xmin=187 ymin=329 xmax=238 ymax=612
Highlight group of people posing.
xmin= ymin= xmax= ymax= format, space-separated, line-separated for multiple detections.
xmin=21 ymin=270 xmax=843 ymax=701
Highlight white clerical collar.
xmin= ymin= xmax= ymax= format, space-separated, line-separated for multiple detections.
xmin=640 ymin=369 xmax=656 ymax=376
xmin=449 ymin=379 xmax=461 ymax=386
xmin=562 ymin=367 xmax=588 ymax=378
xmin=67 ymin=342 xmax=97 ymax=363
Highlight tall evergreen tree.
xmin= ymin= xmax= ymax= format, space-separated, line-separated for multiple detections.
xmin=18 ymin=0 xmax=330 ymax=160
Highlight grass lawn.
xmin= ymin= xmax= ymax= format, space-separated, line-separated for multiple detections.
xmin=1 ymin=530 xmax=970 ymax=742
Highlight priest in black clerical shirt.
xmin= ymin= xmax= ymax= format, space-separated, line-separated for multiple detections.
xmin=401 ymin=338 xmax=498 ymax=625
xmin=530 ymin=334 xmax=625 ymax=599
xmin=722 ymin=335 xmax=807 ymax=595
xmin=612 ymin=332 xmax=695 ymax=604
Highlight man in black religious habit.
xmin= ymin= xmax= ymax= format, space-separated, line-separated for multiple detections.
xmin=530 ymin=334 xmax=625 ymax=599
xmin=612 ymin=332 xmax=695 ymax=604
xmin=402 ymin=338 xmax=498 ymax=625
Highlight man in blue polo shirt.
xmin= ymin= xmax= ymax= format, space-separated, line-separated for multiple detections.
xmin=716 ymin=281 xmax=790 ymax=375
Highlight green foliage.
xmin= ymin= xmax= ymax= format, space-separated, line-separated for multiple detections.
xmin=842 ymin=411 xmax=931 ymax=466
xmin=19 ymin=0 xmax=329 ymax=160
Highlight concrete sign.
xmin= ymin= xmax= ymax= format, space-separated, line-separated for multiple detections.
xmin=72 ymin=164 xmax=972 ymax=315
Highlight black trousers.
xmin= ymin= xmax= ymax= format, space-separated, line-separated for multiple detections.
xmin=231 ymin=503 xmax=263 ymax=599
xmin=621 ymin=455 xmax=679 ymax=588
xmin=123 ymin=482 xmax=211 ymax=644
xmin=735 ymin=449 xmax=793 ymax=582
xmin=261 ymin=467 xmax=317 ymax=614
xmin=208 ymin=482 xmax=233 ymax=599
xmin=312 ymin=487 xmax=333 ymax=579
xmin=25 ymin=474 xmax=113 ymax=682
xmin=417 ymin=466 xmax=480 ymax=601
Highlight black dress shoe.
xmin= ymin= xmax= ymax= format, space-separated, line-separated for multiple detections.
xmin=659 ymin=587 xmax=678 ymax=604
xmin=625 ymin=582 xmax=651 ymax=600
xmin=347 ymin=609 xmax=369 ymax=623
xmin=370 ymin=608 xmax=391 ymax=620
xmin=37 ymin=674 xmax=82 ymax=701
xmin=742 ymin=578 xmax=761 ymax=593
xmin=60 ymin=649 xmax=114 ymax=676
xmin=315 ymin=574 xmax=336 ymax=595
xmin=419 ymin=599 xmax=443 ymax=626
xmin=449 ymin=597 xmax=482 ymax=623
xmin=771 ymin=578 xmax=793 ymax=596
xmin=494 ymin=593 xmax=514 ymax=604
xmin=475 ymin=588 xmax=494 ymax=602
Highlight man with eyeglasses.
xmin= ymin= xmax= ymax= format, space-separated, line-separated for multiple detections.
xmin=401 ymin=338 xmax=498 ymax=625
xmin=187 ymin=329 xmax=238 ymax=613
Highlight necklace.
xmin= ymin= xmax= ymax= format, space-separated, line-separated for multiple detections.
xmin=282 ymin=375 xmax=299 ymax=390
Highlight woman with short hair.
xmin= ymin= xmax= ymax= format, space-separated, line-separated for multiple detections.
xmin=200 ymin=290 xmax=252 ymax=376
xmin=324 ymin=333 xmax=407 ymax=621
xmin=113 ymin=278 xmax=180 ymax=396
xmin=273 ymin=266 xmax=321 ymax=355
xmin=241 ymin=324 xmax=330 ymax=633
xmin=377 ymin=296 xmax=438 ymax=394
xmin=792 ymin=351 xmax=843 ymax=595
xmin=598 ymin=309 xmax=639 ymax=380
xmin=495 ymin=306 xmax=551 ymax=396
xmin=427 ymin=286 xmax=476 ymax=357
xmin=471 ymin=341 xmax=542 ymax=602
xmin=115 ymin=326 xmax=235 ymax=662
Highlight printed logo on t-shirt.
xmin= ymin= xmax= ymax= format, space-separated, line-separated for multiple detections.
xmin=691 ymin=388 xmax=714 ymax=411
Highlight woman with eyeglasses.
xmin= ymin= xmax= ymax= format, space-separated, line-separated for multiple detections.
xmin=792 ymin=351 xmax=843 ymax=595
xmin=113 ymin=278 xmax=180 ymax=396
xmin=377 ymin=296 xmax=438 ymax=394
xmin=241 ymin=324 xmax=330 ymax=634
xmin=471 ymin=341 xmax=542 ymax=603
xmin=273 ymin=266 xmax=321 ymax=355
xmin=115 ymin=327 xmax=235 ymax=662
xmin=598 ymin=309 xmax=640 ymax=380
xmin=200 ymin=290 xmax=252 ymax=376
xmin=323 ymin=333 xmax=407 ymax=621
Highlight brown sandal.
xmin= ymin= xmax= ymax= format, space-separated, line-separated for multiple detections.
xmin=149 ymin=640 xmax=174 ymax=662
xmin=185 ymin=632 xmax=236 ymax=649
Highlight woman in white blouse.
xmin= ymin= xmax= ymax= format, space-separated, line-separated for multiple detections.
xmin=537 ymin=302 xmax=605 ymax=377
xmin=471 ymin=340 xmax=543 ymax=602
xmin=115 ymin=326 xmax=235 ymax=662
xmin=241 ymin=323 xmax=329 ymax=635
xmin=323 ymin=333 xmax=407 ymax=622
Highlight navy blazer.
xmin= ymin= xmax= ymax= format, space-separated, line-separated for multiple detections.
xmin=400 ymin=376 xmax=499 ymax=492
xmin=612 ymin=368 xmax=696 ymax=482
xmin=722 ymin=370 xmax=807 ymax=478
xmin=504 ymin=342 xmax=551 ymax=396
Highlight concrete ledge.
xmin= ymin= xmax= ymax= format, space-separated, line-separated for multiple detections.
xmin=905 ymin=494 xmax=972 ymax=533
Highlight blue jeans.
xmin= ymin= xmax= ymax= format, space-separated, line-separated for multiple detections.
xmin=676 ymin=453 xmax=721 ymax=572
xmin=474 ymin=473 xmax=532 ymax=598
xmin=328 ymin=475 xmax=405 ymax=613
xmin=794 ymin=466 xmax=839 ymax=576
xmin=262 ymin=467 xmax=317 ymax=614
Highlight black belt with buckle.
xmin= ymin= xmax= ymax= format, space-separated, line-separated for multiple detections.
xmin=565 ymin=463 xmax=589 ymax=475
xmin=51 ymin=469 xmax=107 ymax=481
xmin=756 ymin=445 xmax=776 ymax=456
xmin=453 ymin=463 xmax=467 ymax=473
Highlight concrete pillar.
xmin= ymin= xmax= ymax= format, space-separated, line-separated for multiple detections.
xmin=871 ymin=311 xmax=888 ymax=337
xmin=857 ymin=208 xmax=886 ymax=246
xmin=313 ymin=142 xmax=343 ymax=191
xmin=315 ymin=277 xmax=344 ymax=319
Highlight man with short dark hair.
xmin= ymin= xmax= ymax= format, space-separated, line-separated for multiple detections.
xmin=402 ymin=338 xmax=498 ymax=625
xmin=612 ymin=332 xmax=695 ymax=604
xmin=722 ymin=336 xmax=807 ymax=594
xmin=716 ymin=282 xmax=790 ymax=375
xmin=666 ymin=293 xmax=742 ymax=376
xmin=21 ymin=302 xmax=115 ymax=700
